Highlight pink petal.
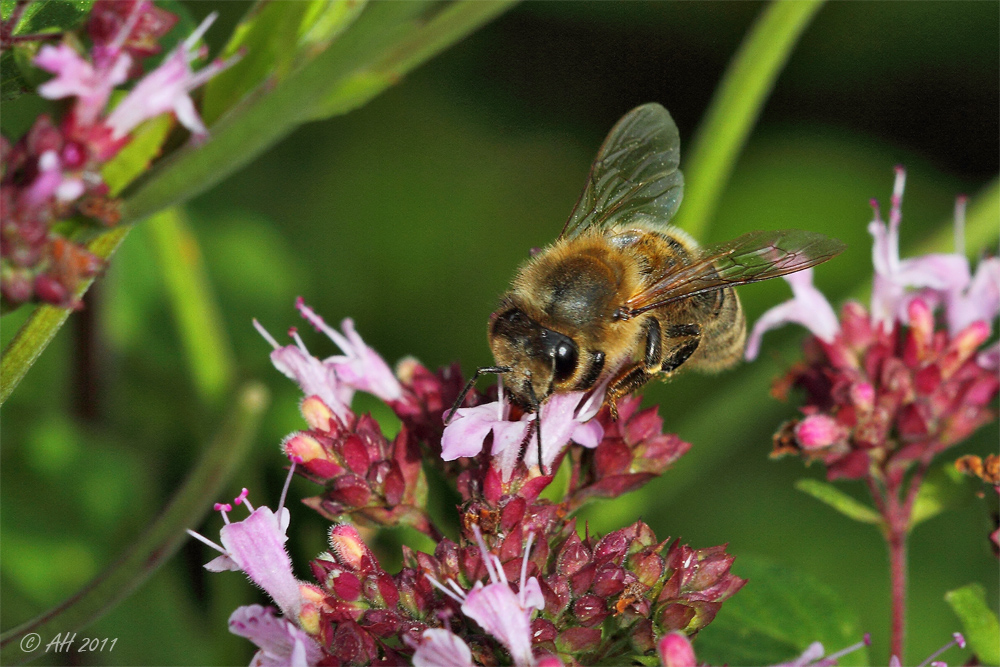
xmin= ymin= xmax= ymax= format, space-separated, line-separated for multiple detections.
xmin=440 ymin=402 xmax=502 ymax=460
xmin=255 ymin=318 xmax=354 ymax=420
xmin=295 ymin=301 xmax=403 ymax=402
xmin=948 ymin=256 xmax=1000 ymax=334
xmin=228 ymin=605 xmax=321 ymax=667
xmin=977 ymin=341 xmax=1000 ymax=371
xmin=462 ymin=582 xmax=536 ymax=667
xmin=491 ymin=419 xmax=532 ymax=482
xmin=657 ymin=632 xmax=696 ymax=667
xmin=412 ymin=629 xmax=474 ymax=667
xmin=217 ymin=506 xmax=304 ymax=619
xmin=745 ymin=269 xmax=839 ymax=360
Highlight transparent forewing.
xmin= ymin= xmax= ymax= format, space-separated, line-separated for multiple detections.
xmin=622 ymin=230 xmax=846 ymax=316
xmin=560 ymin=103 xmax=683 ymax=239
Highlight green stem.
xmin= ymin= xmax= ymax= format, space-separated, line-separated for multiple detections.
xmin=674 ymin=0 xmax=825 ymax=239
xmin=146 ymin=208 xmax=236 ymax=405
xmin=0 ymin=382 xmax=269 ymax=666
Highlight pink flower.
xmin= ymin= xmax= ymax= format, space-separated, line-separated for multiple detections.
xmin=411 ymin=628 xmax=475 ymax=667
xmin=868 ymin=168 xmax=970 ymax=326
xmin=747 ymin=167 xmax=988 ymax=360
xmin=255 ymin=318 xmax=355 ymax=421
xmin=745 ymin=268 xmax=840 ymax=360
xmin=521 ymin=388 xmax=605 ymax=470
xmin=658 ymin=632 xmax=696 ymax=667
xmin=441 ymin=382 xmax=605 ymax=481
xmin=794 ymin=414 xmax=845 ymax=450
xmin=187 ymin=463 xmax=307 ymax=620
xmin=228 ymin=604 xmax=321 ymax=667
xmin=294 ymin=298 xmax=403 ymax=402
xmin=946 ymin=255 xmax=1000 ymax=335
xmin=104 ymin=12 xmax=234 ymax=139
xmin=427 ymin=528 xmax=546 ymax=667
xmin=35 ymin=43 xmax=130 ymax=126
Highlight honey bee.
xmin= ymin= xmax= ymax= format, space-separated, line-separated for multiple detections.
xmin=449 ymin=104 xmax=844 ymax=472
xmin=472 ymin=103 xmax=845 ymax=422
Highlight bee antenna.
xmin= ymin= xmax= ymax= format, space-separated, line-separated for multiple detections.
xmin=444 ymin=366 xmax=511 ymax=425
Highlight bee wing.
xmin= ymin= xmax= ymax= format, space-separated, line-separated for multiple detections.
xmin=560 ymin=103 xmax=683 ymax=239
xmin=620 ymin=229 xmax=846 ymax=317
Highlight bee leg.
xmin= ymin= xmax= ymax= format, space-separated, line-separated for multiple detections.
xmin=605 ymin=318 xmax=665 ymax=419
xmin=660 ymin=324 xmax=701 ymax=374
xmin=606 ymin=365 xmax=654 ymax=419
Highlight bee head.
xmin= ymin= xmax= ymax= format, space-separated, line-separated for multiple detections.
xmin=488 ymin=305 xmax=580 ymax=407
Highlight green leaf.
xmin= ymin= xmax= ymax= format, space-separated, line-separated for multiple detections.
xmin=201 ymin=0 xmax=368 ymax=125
xmin=0 ymin=382 xmax=269 ymax=666
xmin=101 ymin=114 xmax=174 ymax=196
xmin=795 ymin=478 xmax=884 ymax=526
xmin=0 ymin=49 xmax=29 ymax=101
xmin=673 ymin=0 xmax=825 ymax=240
xmin=145 ymin=208 xmax=236 ymax=404
xmin=15 ymin=0 xmax=93 ymax=35
xmin=945 ymin=584 xmax=1000 ymax=665
xmin=696 ymin=555 xmax=867 ymax=666
xmin=910 ymin=463 xmax=971 ymax=529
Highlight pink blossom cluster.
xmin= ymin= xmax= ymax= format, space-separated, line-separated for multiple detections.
xmin=187 ymin=299 xmax=745 ymax=666
xmin=0 ymin=0 xmax=236 ymax=309
xmin=746 ymin=168 xmax=998 ymax=481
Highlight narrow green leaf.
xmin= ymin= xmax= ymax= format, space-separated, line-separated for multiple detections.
xmin=910 ymin=464 xmax=971 ymax=529
xmin=122 ymin=0 xmax=517 ymax=225
xmin=0 ymin=225 xmax=129 ymax=407
xmin=200 ymin=1 xmax=315 ymax=125
xmin=795 ymin=478 xmax=883 ymax=526
xmin=945 ymin=584 xmax=1000 ymax=665
xmin=304 ymin=0 xmax=514 ymax=121
xmin=145 ymin=208 xmax=236 ymax=404
xmin=101 ymin=114 xmax=174 ymax=196
xmin=696 ymin=555 xmax=867 ymax=666
xmin=203 ymin=0 xmax=370 ymax=125
xmin=144 ymin=208 xmax=234 ymax=399
xmin=0 ymin=382 xmax=269 ymax=666
xmin=673 ymin=0 xmax=825 ymax=240
xmin=0 ymin=49 xmax=29 ymax=101
xmin=15 ymin=0 xmax=93 ymax=35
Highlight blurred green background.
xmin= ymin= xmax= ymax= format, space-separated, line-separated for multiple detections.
xmin=2 ymin=2 xmax=997 ymax=665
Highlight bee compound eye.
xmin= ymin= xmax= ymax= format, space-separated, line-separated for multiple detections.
xmin=553 ymin=340 xmax=578 ymax=382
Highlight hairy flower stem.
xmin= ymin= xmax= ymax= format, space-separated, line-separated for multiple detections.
xmin=885 ymin=501 xmax=908 ymax=664
xmin=875 ymin=459 xmax=931 ymax=664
